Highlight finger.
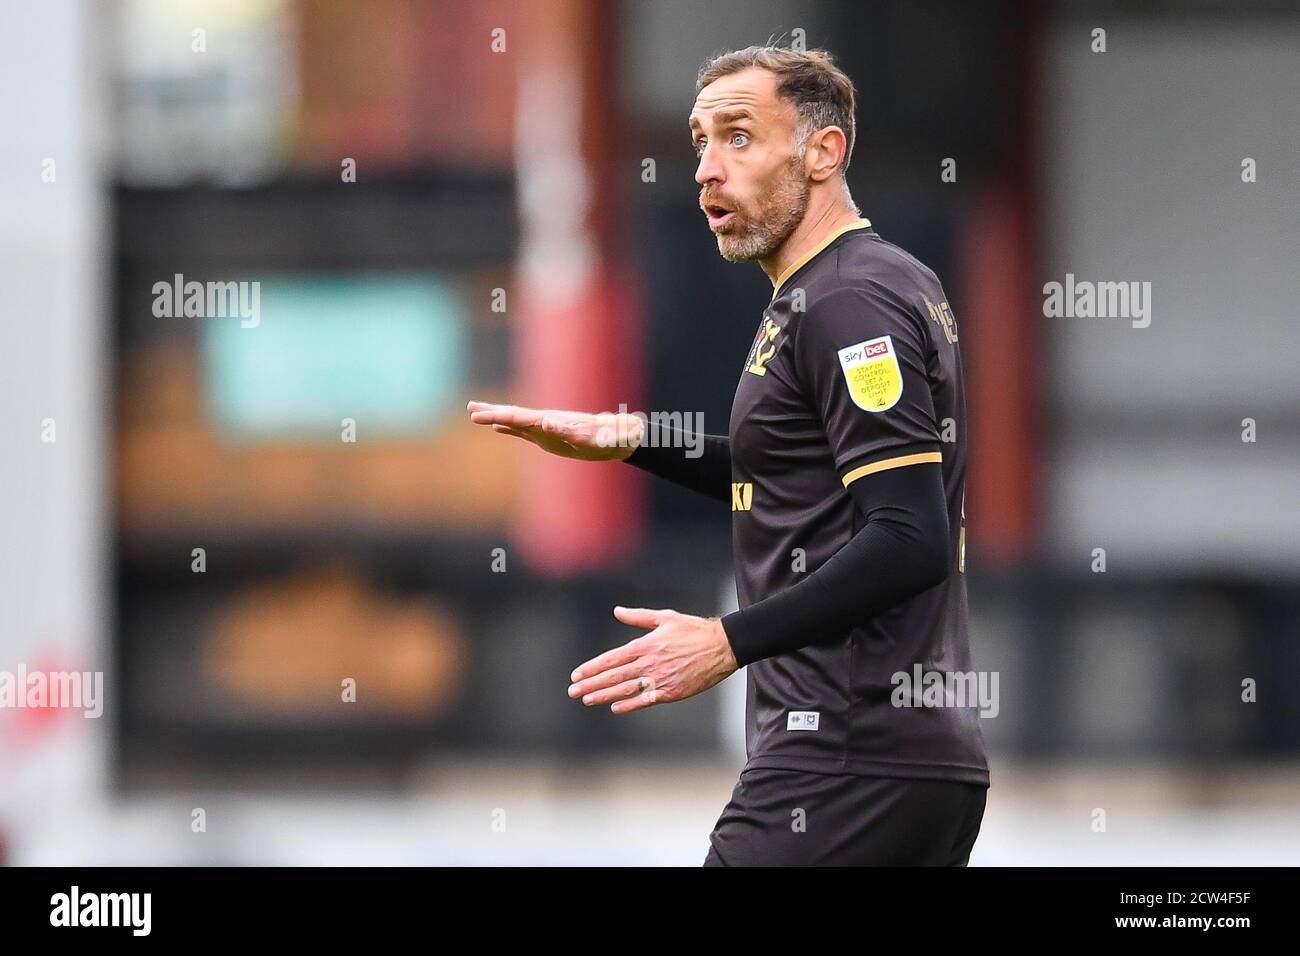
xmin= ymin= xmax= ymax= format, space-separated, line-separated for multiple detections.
xmin=491 ymin=423 xmax=534 ymax=440
xmin=579 ymin=677 xmax=652 ymax=707
xmin=613 ymin=606 xmax=673 ymax=630
xmin=469 ymin=405 xmax=541 ymax=427
xmin=466 ymin=400 xmax=513 ymax=416
xmin=611 ymin=686 xmax=659 ymax=715
xmin=570 ymin=640 xmax=643 ymax=683
xmin=567 ymin=662 xmax=642 ymax=700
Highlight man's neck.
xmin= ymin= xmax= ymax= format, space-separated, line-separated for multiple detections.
xmin=761 ymin=198 xmax=863 ymax=288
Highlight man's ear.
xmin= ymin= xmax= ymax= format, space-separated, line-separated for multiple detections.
xmin=807 ymin=126 xmax=848 ymax=183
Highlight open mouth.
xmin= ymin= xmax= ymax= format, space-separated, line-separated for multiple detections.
xmin=703 ymin=204 xmax=736 ymax=229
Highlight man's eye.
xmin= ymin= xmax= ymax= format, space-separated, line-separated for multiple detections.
xmin=730 ymin=132 xmax=749 ymax=147
xmin=693 ymin=138 xmax=706 ymax=155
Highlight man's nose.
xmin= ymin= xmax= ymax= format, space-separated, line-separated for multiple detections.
xmin=695 ymin=144 xmax=724 ymax=186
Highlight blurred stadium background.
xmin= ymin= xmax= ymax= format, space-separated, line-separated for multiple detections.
xmin=2 ymin=0 xmax=1299 ymax=865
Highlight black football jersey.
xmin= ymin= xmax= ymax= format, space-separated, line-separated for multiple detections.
xmin=728 ymin=219 xmax=989 ymax=785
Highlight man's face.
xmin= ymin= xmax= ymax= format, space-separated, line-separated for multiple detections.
xmin=689 ymin=67 xmax=810 ymax=262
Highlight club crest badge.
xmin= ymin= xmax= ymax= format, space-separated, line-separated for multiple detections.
xmin=745 ymin=316 xmax=781 ymax=376
xmin=837 ymin=335 xmax=903 ymax=412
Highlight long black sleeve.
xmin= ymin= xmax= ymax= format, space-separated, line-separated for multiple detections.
xmin=622 ymin=419 xmax=732 ymax=503
xmin=719 ymin=461 xmax=951 ymax=667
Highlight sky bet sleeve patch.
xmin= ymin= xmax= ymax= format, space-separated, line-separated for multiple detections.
xmin=837 ymin=335 xmax=903 ymax=412
xmin=790 ymin=283 xmax=944 ymax=474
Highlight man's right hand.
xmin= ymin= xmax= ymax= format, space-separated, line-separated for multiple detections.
xmin=466 ymin=401 xmax=645 ymax=462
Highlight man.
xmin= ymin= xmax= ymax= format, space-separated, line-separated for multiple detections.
xmin=468 ymin=45 xmax=989 ymax=866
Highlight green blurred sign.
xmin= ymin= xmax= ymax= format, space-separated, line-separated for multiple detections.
xmin=202 ymin=274 xmax=466 ymax=439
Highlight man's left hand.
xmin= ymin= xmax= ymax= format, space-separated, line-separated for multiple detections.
xmin=568 ymin=607 xmax=739 ymax=714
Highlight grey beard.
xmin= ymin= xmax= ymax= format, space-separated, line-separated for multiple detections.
xmin=716 ymin=172 xmax=809 ymax=263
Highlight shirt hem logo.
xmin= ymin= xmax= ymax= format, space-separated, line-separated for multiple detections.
xmin=786 ymin=710 xmax=820 ymax=731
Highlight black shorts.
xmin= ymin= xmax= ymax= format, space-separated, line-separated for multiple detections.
xmin=703 ymin=768 xmax=988 ymax=866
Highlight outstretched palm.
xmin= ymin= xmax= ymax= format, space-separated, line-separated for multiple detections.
xmin=466 ymin=401 xmax=643 ymax=462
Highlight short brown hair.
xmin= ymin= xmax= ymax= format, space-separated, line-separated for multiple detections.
xmin=696 ymin=46 xmax=857 ymax=175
